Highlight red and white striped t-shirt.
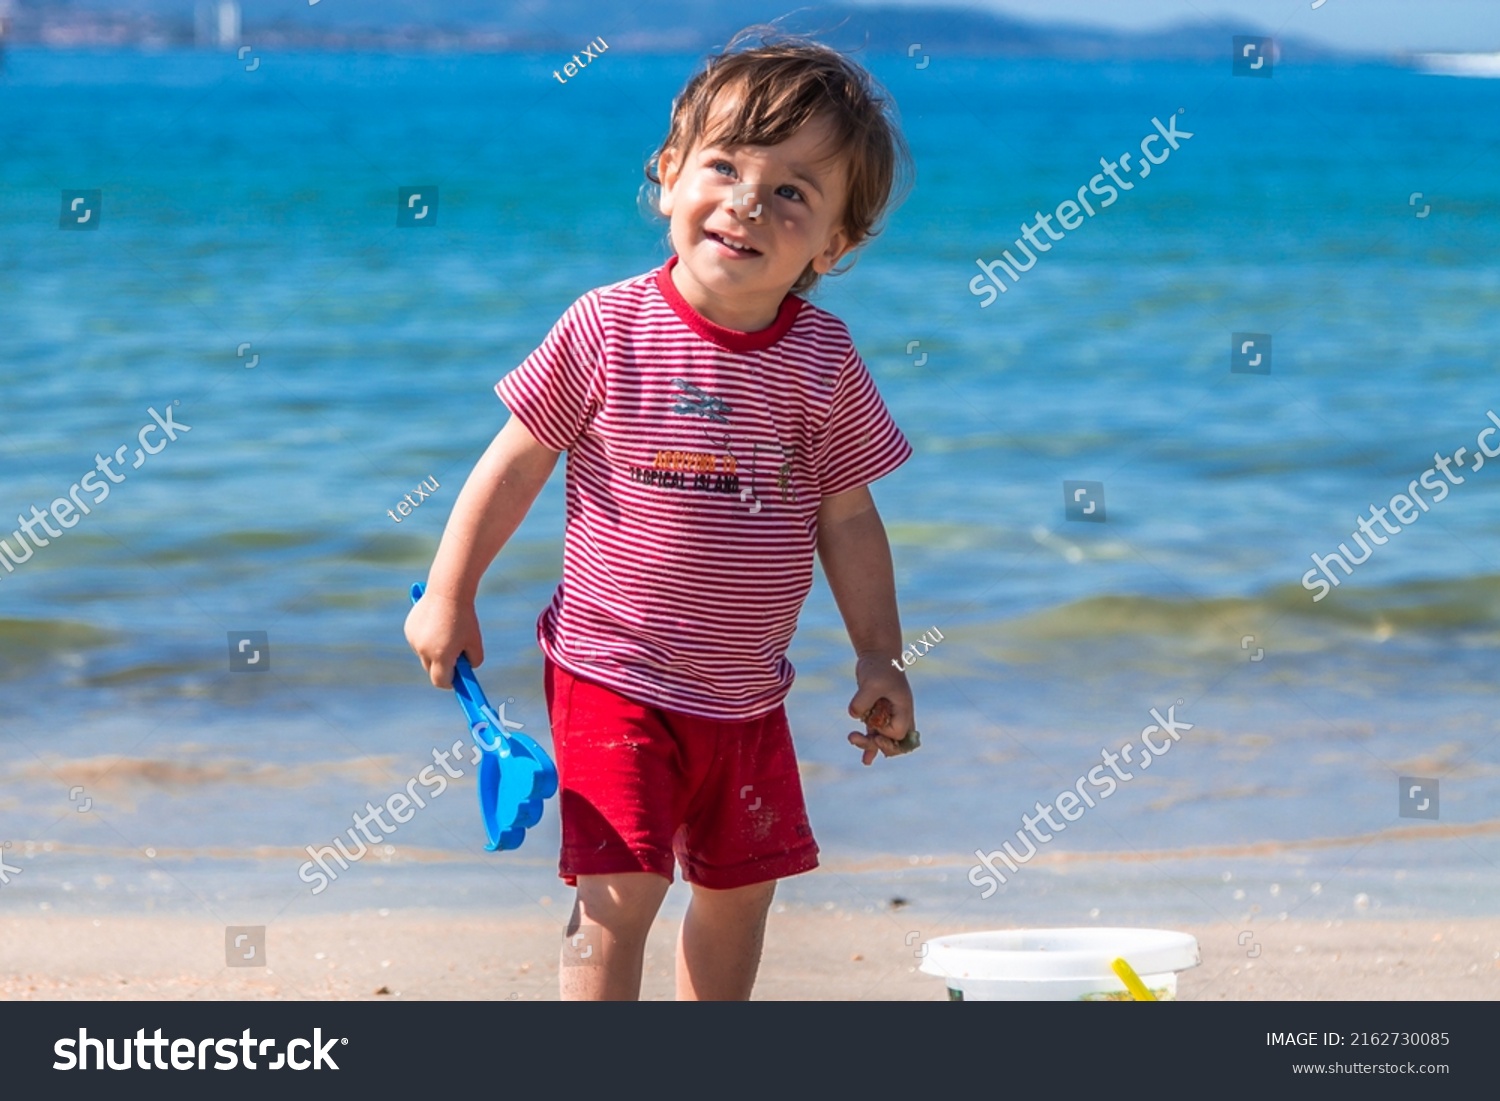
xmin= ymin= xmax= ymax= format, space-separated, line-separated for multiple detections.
xmin=495 ymin=255 xmax=911 ymax=721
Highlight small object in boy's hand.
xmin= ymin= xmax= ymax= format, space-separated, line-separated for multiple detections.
xmin=848 ymin=696 xmax=920 ymax=765
xmin=862 ymin=697 xmax=893 ymax=729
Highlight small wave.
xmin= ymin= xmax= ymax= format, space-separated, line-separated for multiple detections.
xmin=81 ymin=662 xmax=207 ymax=688
xmin=999 ymin=573 xmax=1500 ymax=646
xmin=11 ymin=818 xmax=1500 ymax=875
xmin=348 ymin=533 xmax=441 ymax=566
xmin=1312 ymin=574 xmax=1500 ymax=631
xmin=0 ymin=617 xmax=116 ymax=674
xmin=825 ymin=817 xmax=1500 ymax=874
xmin=0 ymin=839 xmax=551 ymax=869
xmin=1038 ymin=818 xmax=1500 ymax=865
xmin=12 ymin=754 xmax=400 ymax=792
xmin=1415 ymin=52 xmax=1500 ymax=78
xmin=143 ymin=529 xmax=324 ymax=564
xmin=1145 ymin=783 xmax=1288 ymax=813
xmin=887 ymin=521 xmax=996 ymax=550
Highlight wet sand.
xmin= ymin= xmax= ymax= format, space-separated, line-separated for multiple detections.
xmin=4 ymin=908 xmax=1497 ymax=1000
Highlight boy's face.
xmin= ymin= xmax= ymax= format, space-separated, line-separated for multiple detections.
xmin=658 ymin=109 xmax=852 ymax=328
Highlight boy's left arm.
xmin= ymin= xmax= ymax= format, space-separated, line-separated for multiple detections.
xmin=816 ymin=484 xmax=918 ymax=766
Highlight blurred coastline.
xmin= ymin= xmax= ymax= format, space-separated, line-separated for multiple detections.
xmin=0 ymin=0 xmax=1367 ymax=57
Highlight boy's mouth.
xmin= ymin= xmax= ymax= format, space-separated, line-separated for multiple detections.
xmin=705 ymin=230 xmax=761 ymax=257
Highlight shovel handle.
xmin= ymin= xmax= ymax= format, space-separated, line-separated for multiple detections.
xmin=409 ymin=582 xmax=497 ymax=740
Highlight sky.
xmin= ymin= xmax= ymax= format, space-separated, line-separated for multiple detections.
xmin=878 ymin=0 xmax=1500 ymax=54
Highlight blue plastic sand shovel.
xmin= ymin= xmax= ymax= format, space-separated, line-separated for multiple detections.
xmin=409 ymin=583 xmax=558 ymax=851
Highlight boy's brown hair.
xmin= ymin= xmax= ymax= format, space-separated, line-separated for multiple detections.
xmin=645 ymin=27 xmax=914 ymax=295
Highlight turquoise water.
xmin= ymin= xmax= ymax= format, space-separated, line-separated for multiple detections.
xmin=2 ymin=49 xmax=1499 ymax=917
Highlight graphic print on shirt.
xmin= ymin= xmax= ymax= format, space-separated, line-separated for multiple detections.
xmin=699 ymin=424 xmax=762 ymax=513
xmin=734 ymin=438 xmax=796 ymax=511
xmin=670 ymin=378 xmax=732 ymax=423
xmin=626 ymin=378 xmax=800 ymax=511
xmin=732 ymin=435 xmax=763 ymax=513
xmin=700 ymin=416 xmax=797 ymax=512
xmin=626 ymin=380 xmax=744 ymax=498
xmin=628 ymin=445 xmax=741 ymax=494
xmin=776 ymin=445 xmax=797 ymax=504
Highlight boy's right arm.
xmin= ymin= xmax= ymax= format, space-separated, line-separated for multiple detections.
xmin=404 ymin=413 xmax=561 ymax=689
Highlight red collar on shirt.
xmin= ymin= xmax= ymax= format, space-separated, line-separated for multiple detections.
xmin=656 ymin=254 xmax=804 ymax=353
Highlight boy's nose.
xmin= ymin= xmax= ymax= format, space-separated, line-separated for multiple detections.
xmin=729 ymin=183 xmax=764 ymax=222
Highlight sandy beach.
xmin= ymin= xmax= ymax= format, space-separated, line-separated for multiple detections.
xmin=4 ymin=908 xmax=1497 ymax=1001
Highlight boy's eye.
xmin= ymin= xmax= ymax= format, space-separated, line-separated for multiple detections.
xmin=708 ymin=159 xmax=805 ymax=204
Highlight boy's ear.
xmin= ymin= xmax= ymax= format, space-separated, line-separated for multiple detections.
xmin=812 ymin=223 xmax=854 ymax=275
xmin=656 ymin=147 xmax=682 ymax=217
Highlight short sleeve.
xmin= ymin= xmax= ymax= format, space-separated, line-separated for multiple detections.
xmin=814 ymin=346 xmax=912 ymax=498
xmin=494 ymin=294 xmax=605 ymax=452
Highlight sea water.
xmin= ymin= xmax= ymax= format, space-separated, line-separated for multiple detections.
xmin=2 ymin=50 xmax=1498 ymax=919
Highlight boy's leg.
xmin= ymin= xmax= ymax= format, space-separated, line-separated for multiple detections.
xmin=675 ymin=878 xmax=778 ymax=1001
xmin=670 ymin=700 xmax=816 ymax=1001
xmin=561 ymin=872 xmax=670 ymax=1001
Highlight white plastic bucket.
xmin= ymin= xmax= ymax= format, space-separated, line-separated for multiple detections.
xmin=919 ymin=927 xmax=1200 ymax=1001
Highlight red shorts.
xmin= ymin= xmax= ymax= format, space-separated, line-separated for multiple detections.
xmin=543 ymin=656 xmax=820 ymax=890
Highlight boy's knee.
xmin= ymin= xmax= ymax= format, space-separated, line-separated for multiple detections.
xmin=571 ymin=872 xmax=669 ymax=931
xmin=690 ymin=877 xmax=777 ymax=912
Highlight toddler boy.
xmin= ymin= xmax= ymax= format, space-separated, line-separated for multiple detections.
xmin=405 ymin=31 xmax=918 ymax=1000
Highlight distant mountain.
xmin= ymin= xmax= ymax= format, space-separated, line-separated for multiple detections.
xmin=0 ymin=0 xmax=1358 ymax=59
